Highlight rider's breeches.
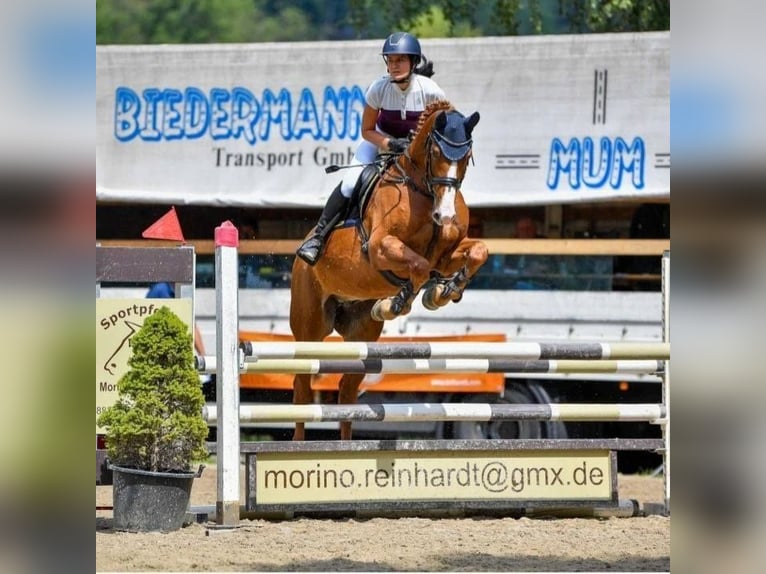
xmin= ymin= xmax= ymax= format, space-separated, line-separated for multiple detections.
xmin=339 ymin=140 xmax=380 ymax=198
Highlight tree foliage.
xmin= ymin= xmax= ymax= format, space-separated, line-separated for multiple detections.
xmin=97 ymin=0 xmax=321 ymax=44
xmin=97 ymin=0 xmax=669 ymax=44
xmin=558 ymin=0 xmax=670 ymax=33
xmin=97 ymin=306 xmax=208 ymax=473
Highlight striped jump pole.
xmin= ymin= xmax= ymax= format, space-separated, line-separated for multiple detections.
xmin=241 ymin=340 xmax=670 ymax=361
xmin=197 ymin=356 xmax=663 ymax=376
xmin=203 ymin=402 xmax=667 ymax=426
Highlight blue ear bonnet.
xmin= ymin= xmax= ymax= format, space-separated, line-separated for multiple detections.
xmin=433 ymin=111 xmax=477 ymax=160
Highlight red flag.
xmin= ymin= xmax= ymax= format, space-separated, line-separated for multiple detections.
xmin=142 ymin=207 xmax=185 ymax=242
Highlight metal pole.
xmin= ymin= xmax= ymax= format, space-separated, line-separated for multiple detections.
xmin=215 ymin=222 xmax=240 ymax=526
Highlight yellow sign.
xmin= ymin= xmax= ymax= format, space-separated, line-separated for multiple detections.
xmin=254 ymin=449 xmax=612 ymax=504
xmin=96 ymin=299 xmax=192 ymax=433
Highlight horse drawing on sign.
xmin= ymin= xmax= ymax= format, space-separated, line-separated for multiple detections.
xmin=289 ymin=100 xmax=487 ymax=439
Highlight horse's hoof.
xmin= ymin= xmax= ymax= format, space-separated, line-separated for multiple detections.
xmin=370 ymin=301 xmax=389 ymax=321
xmin=372 ymin=299 xmax=401 ymax=321
xmin=422 ymin=286 xmax=444 ymax=310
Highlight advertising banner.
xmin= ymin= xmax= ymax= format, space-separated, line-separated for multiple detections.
xmin=251 ymin=448 xmax=614 ymax=506
xmin=97 ymin=33 xmax=669 ymax=207
xmin=96 ymin=298 xmax=192 ymax=433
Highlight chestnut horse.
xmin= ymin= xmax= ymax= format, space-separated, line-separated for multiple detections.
xmin=289 ymin=100 xmax=488 ymax=440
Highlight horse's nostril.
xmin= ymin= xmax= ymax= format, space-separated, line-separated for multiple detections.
xmin=432 ymin=213 xmax=443 ymax=226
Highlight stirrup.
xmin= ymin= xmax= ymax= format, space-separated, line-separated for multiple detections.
xmin=296 ymin=235 xmax=323 ymax=265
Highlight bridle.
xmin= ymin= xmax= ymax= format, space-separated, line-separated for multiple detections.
xmin=385 ymin=121 xmax=473 ymax=199
xmin=425 ymin=129 xmax=472 ymax=196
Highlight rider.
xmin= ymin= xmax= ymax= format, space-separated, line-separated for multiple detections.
xmin=296 ymin=31 xmax=447 ymax=265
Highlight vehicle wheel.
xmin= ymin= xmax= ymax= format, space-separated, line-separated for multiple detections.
xmin=451 ymin=385 xmax=545 ymax=440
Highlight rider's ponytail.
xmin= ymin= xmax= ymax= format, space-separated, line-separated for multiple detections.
xmin=414 ymin=54 xmax=435 ymax=78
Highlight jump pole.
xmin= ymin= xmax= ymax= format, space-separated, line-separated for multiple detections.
xmin=214 ymin=221 xmax=240 ymax=527
xmin=241 ymin=340 xmax=670 ymax=361
xmin=198 ymin=356 xmax=663 ymax=376
xmin=203 ymin=402 xmax=666 ymax=425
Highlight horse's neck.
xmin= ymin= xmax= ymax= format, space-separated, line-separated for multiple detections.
xmin=400 ymin=128 xmax=432 ymax=185
xmin=394 ymin=154 xmax=427 ymax=193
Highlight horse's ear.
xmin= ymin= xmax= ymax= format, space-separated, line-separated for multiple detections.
xmin=465 ymin=112 xmax=480 ymax=135
xmin=434 ymin=111 xmax=447 ymax=131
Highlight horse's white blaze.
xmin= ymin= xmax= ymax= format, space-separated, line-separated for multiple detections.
xmin=434 ymin=161 xmax=458 ymax=224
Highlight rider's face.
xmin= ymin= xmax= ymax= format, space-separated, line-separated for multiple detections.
xmin=386 ymin=54 xmax=412 ymax=82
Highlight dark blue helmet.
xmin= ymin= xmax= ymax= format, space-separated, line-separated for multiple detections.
xmin=381 ymin=32 xmax=422 ymax=67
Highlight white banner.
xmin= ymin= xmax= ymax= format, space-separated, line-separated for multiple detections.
xmin=96 ymin=33 xmax=669 ymax=207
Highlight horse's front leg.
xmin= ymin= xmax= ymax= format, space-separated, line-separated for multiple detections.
xmin=423 ymin=238 xmax=489 ymax=309
xmin=368 ymin=235 xmax=431 ymax=320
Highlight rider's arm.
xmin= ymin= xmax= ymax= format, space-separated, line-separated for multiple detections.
xmin=361 ymin=104 xmax=395 ymax=151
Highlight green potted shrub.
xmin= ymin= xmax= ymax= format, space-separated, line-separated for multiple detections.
xmin=97 ymin=306 xmax=208 ymax=532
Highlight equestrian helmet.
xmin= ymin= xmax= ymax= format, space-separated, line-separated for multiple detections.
xmin=381 ymin=32 xmax=422 ymax=66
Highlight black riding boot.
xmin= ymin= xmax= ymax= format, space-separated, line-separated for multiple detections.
xmin=296 ymin=184 xmax=349 ymax=265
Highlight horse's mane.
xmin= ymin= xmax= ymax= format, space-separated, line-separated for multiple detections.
xmin=412 ymin=100 xmax=454 ymax=140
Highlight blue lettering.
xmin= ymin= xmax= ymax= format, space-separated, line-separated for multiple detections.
xmin=346 ymin=86 xmax=365 ymax=140
xmin=261 ymin=89 xmax=292 ymax=141
xmin=320 ymin=86 xmax=346 ymax=141
xmin=184 ymin=87 xmax=209 ymax=139
xmin=210 ymin=88 xmax=231 ymax=140
xmin=111 ymin=85 xmax=364 ymax=144
xmin=162 ymin=89 xmax=183 ymax=140
xmin=114 ymin=87 xmax=140 ymax=142
xmin=547 ymin=138 xmax=581 ymax=190
xmin=547 ymin=136 xmax=646 ymax=191
xmin=140 ymin=88 xmax=162 ymax=141
xmin=230 ymin=87 xmax=260 ymax=144
xmin=318 ymin=85 xmax=365 ymax=141
xmin=610 ymin=137 xmax=645 ymax=189
xmin=293 ymin=88 xmax=320 ymax=140
xmin=581 ymin=137 xmax=611 ymax=188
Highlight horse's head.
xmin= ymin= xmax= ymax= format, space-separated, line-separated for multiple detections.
xmin=408 ymin=102 xmax=480 ymax=227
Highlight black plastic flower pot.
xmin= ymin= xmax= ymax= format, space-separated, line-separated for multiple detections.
xmin=110 ymin=464 xmax=202 ymax=532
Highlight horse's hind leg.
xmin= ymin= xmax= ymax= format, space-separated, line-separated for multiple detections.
xmin=335 ymin=301 xmax=384 ymax=440
xmin=292 ymin=374 xmax=311 ymax=441
xmin=289 ymin=261 xmax=334 ymax=440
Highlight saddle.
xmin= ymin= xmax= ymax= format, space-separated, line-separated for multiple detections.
xmin=337 ymin=155 xmax=396 ymax=227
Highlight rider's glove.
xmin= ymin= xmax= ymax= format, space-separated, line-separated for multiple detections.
xmin=387 ymin=138 xmax=410 ymax=153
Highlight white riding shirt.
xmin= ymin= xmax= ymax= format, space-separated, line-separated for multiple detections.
xmin=365 ymin=74 xmax=447 ymax=138
xmin=336 ymin=74 xmax=446 ymax=198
